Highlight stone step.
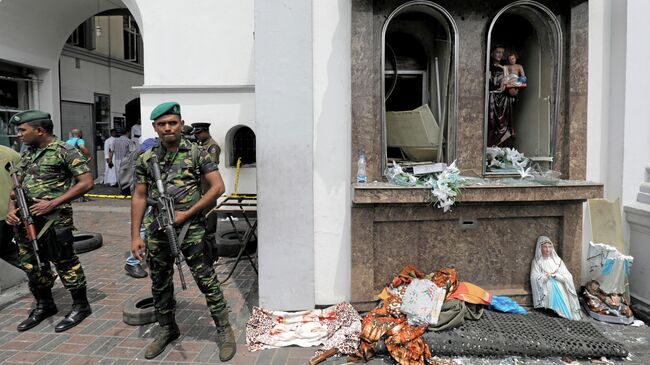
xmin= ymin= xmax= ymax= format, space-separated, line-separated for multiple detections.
xmin=646 ymin=165 xmax=650 ymax=182
xmin=638 ymin=191 xmax=650 ymax=205
xmin=642 ymin=182 xmax=650 ymax=194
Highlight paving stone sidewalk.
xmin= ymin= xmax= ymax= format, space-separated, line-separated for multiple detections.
xmin=0 ymin=196 xmax=648 ymax=365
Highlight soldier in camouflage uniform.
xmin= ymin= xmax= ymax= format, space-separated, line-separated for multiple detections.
xmin=5 ymin=110 xmax=94 ymax=333
xmin=130 ymin=102 xmax=235 ymax=361
xmin=191 ymin=122 xmax=221 ymax=261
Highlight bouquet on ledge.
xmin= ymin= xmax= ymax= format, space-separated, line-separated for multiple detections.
xmin=486 ymin=146 xmax=532 ymax=178
xmin=385 ymin=161 xmax=465 ymax=212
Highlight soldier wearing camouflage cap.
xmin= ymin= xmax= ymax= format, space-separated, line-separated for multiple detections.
xmin=5 ymin=110 xmax=94 ymax=333
xmin=130 ymin=102 xmax=236 ymax=361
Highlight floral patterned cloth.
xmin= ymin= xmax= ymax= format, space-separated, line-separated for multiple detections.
xmin=401 ymin=279 xmax=446 ymax=326
xmin=246 ymin=302 xmax=362 ymax=356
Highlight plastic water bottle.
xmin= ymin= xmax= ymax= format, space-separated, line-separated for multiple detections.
xmin=357 ymin=151 xmax=367 ymax=183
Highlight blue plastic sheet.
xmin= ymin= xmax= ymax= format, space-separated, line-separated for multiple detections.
xmin=488 ymin=295 xmax=527 ymax=315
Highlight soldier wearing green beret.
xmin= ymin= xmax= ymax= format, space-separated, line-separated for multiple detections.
xmin=130 ymin=102 xmax=236 ymax=361
xmin=5 ymin=110 xmax=94 ymax=333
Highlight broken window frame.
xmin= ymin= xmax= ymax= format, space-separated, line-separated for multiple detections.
xmin=381 ymin=1 xmax=459 ymax=174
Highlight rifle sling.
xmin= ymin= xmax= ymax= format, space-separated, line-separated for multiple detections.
xmin=177 ymin=219 xmax=191 ymax=247
xmin=36 ymin=212 xmax=60 ymax=240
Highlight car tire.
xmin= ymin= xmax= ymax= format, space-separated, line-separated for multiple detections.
xmin=73 ymin=232 xmax=103 ymax=254
xmin=123 ymin=295 xmax=157 ymax=326
xmin=214 ymin=229 xmax=257 ymax=258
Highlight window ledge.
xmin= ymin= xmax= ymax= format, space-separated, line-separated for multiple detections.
xmin=352 ymin=180 xmax=603 ymax=204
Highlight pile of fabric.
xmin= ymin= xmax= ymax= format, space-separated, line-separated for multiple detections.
xmin=354 ymin=264 xmax=521 ymax=365
xmin=246 ymin=301 xmax=361 ymax=359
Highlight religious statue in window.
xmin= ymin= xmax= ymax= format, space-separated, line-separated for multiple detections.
xmin=487 ymin=45 xmax=527 ymax=148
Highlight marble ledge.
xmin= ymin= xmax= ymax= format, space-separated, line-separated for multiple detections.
xmin=353 ymin=180 xmax=604 ymax=204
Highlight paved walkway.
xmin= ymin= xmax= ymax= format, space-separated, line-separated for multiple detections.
xmin=0 ymin=195 xmax=648 ymax=365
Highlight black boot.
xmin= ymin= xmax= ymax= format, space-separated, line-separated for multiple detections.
xmin=213 ymin=311 xmax=237 ymax=361
xmin=17 ymin=288 xmax=58 ymax=332
xmin=145 ymin=313 xmax=180 ymax=359
xmin=54 ymin=287 xmax=92 ymax=332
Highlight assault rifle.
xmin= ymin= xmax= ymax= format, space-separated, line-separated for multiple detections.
xmin=5 ymin=161 xmax=44 ymax=269
xmin=148 ymin=154 xmax=187 ymax=290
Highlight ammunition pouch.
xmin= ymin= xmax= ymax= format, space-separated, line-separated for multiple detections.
xmin=44 ymin=226 xmax=75 ymax=261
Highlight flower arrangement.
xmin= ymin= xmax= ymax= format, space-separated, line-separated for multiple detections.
xmin=486 ymin=147 xmax=531 ymax=179
xmin=385 ymin=161 xmax=465 ymax=212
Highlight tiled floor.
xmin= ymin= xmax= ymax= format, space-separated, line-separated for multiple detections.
xmin=0 ymin=195 xmax=648 ymax=365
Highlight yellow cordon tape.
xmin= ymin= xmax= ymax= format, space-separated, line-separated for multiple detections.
xmin=85 ymin=193 xmax=131 ymax=199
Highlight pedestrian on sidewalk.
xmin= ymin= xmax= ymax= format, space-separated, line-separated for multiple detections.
xmin=6 ymin=110 xmax=94 ymax=333
xmin=130 ymin=102 xmax=236 ymax=361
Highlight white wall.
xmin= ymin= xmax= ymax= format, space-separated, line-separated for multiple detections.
xmin=621 ymin=0 xmax=650 ymax=213
xmin=313 ymin=1 xmax=352 ymax=305
xmin=136 ymin=0 xmax=254 ymax=86
xmin=586 ymin=0 xmax=650 ymax=286
xmin=255 ymin=0 xmax=315 ymax=310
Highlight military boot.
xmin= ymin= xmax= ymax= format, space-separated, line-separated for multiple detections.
xmin=145 ymin=313 xmax=180 ymax=359
xmin=54 ymin=287 xmax=92 ymax=332
xmin=17 ymin=287 xmax=58 ymax=332
xmin=213 ymin=311 xmax=236 ymax=361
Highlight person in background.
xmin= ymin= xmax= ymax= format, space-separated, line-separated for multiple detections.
xmin=108 ymin=128 xmax=135 ymax=181
xmin=123 ymin=137 xmax=158 ymax=279
xmin=65 ymin=128 xmax=93 ymax=162
xmin=103 ymin=129 xmax=118 ymax=186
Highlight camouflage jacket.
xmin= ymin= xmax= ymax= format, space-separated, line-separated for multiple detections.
xmin=199 ymin=137 xmax=221 ymax=165
xmin=135 ymin=137 xmax=217 ymax=217
xmin=17 ymin=138 xmax=90 ymax=226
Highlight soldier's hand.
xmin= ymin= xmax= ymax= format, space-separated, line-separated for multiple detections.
xmin=175 ymin=210 xmax=191 ymax=226
xmin=132 ymin=237 xmax=146 ymax=261
xmin=5 ymin=208 xmax=20 ymax=225
xmin=29 ymin=198 xmax=56 ymax=216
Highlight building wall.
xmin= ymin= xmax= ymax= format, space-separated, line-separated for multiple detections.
xmin=313 ymin=0 xmax=352 ymax=305
xmin=587 ymin=0 xmax=650 ymax=246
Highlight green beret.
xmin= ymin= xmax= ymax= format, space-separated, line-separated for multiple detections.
xmin=191 ymin=122 xmax=211 ymax=133
xmin=9 ymin=110 xmax=51 ymax=125
xmin=150 ymin=102 xmax=181 ymax=120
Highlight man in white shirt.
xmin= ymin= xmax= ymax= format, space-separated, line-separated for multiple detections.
xmin=103 ymin=129 xmax=118 ymax=186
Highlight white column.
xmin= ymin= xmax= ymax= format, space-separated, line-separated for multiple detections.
xmin=255 ymin=0 xmax=315 ymax=310
xmin=313 ymin=0 xmax=352 ymax=305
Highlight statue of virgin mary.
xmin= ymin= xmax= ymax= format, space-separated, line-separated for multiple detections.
xmin=530 ymin=236 xmax=582 ymax=320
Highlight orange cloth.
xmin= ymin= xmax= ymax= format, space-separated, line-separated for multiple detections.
xmin=432 ymin=267 xmax=459 ymax=296
xmin=447 ymin=282 xmax=492 ymax=305
xmin=359 ymin=295 xmax=431 ymax=365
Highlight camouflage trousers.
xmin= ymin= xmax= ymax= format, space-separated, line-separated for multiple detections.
xmin=145 ymin=216 xmax=227 ymax=319
xmin=15 ymin=222 xmax=87 ymax=292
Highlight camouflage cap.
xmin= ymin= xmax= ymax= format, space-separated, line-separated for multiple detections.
xmin=9 ymin=110 xmax=51 ymax=125
xmin=190 ymin=122 xmax=210 ymax=133
xmin=150 ymin=102 xmax=181 ymax=120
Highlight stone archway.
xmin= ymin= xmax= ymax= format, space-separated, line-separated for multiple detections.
xmin=0 ymin=0 xmax=144 ymax=136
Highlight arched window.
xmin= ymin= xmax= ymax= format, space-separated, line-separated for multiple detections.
xmin=381 ymin=1 xmax=459 ymax=170
xmin=229 ymin=125 xmax=256 ymax=167
xmin=483 ymin=1 xmax=562 ymax=174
